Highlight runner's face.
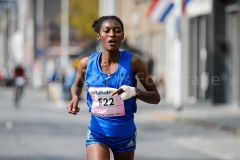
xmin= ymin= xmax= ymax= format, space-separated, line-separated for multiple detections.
xmin=97 ymin=19 xmax=124 ymax=52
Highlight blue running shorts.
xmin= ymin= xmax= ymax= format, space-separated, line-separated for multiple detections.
xmin=86 ymin=128 xmax=137 ymax=152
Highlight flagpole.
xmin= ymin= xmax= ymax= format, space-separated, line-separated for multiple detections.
xmin=61 ymin=0 xmax=69 ymax=70
xmin=172 ymin=0 xmax=183 ymax=110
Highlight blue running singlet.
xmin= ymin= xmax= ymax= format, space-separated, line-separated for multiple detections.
xmin=85 ymin=51 xmax=137 ymax=137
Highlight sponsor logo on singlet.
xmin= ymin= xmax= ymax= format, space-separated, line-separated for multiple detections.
xmin=93 ymin=90 xmax=113 ymax=95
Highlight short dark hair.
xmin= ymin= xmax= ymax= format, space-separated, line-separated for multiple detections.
xmin=92 ymin=15 xmax=124 ymax=33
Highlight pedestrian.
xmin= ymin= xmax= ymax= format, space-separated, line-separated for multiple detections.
xmin=67 ymin=15 xmax=161 ymax=160
xmin=13 ymin=64 xmax=26 ymax=105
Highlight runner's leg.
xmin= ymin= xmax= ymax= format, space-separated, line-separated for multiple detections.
xmin=113 ymin=150 xmax=135 ymax=160
xmin=86 ymin=144 xmax=110 ymax=160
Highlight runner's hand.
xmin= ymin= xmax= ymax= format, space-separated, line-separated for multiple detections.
xmin=67 ymin=96 xmax=80 ymax=115
xmin=111 ymin=85 xmax=136 ymax=100
xmin=110 ymin=88 xmax=124 ymax=96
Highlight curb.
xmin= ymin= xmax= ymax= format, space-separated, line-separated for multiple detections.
xmin=153 ymin=112 xmax=240 ymax=136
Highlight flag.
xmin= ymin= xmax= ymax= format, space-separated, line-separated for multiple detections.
xmin=182 ymin=0 xmax=191 ymax=14
xmin=147 ymin=0 xmax=174 ymax=23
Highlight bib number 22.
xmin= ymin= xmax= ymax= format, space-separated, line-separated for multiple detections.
xmin=98 ymin=98 xmax=114 ymax=106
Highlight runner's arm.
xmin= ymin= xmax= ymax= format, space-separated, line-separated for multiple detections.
xmin=131 ymin=55 xmax=161 ymax=104
xmin=67 ymin=56 xmax=89 ymax=115
xmin=71 ymin=56 xmax=89 ymax=99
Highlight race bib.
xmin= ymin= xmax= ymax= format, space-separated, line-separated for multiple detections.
xmin=88 ymin=87 xmax=125 ymax=117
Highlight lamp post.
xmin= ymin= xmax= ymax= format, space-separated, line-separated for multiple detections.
xmin=60 ymin=0 xmax=69 ymax=69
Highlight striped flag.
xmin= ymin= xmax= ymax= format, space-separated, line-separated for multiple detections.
xmin=147 ymin=0 xmax=174 ymax=23
xmin=182 ymin=0 xmax=191 ymax=14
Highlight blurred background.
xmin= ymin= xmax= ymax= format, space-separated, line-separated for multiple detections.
xmin=1 ymin=0 xmax=240 ymax=159
xmin=0 ymin=0 xmax=239 ymax=107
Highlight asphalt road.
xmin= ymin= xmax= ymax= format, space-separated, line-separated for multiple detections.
xmin=0 ymin=86 xmax=240 ymax=160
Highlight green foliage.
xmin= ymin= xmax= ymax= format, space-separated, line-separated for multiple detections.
xmin=69 ymin=0 xmax=98 ymax=39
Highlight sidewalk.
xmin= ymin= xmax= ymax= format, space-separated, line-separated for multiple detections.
xmin=152 ymin=101 xmax=240 ymax=136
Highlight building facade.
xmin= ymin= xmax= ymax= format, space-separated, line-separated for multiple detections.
xmin=184 ymin=0 xmax=240 ymax=106
xmin=99 ymin=0 xmax=240 ymax=107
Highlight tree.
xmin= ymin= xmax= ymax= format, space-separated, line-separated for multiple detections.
xmin=68 ymin=0 xmax=98 ymax=39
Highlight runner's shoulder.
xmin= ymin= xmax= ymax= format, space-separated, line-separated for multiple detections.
xmin=131 ymin=55 xmax=145 ymax=73
xmin=78 ymin=56 xmax=90 ymax=70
